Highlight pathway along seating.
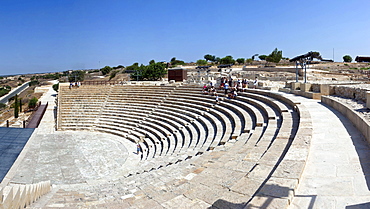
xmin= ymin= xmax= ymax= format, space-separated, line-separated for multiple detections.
xmin=52 ymin=84 xmax=311 ymax=208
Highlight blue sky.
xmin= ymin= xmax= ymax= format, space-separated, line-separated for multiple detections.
xmin=1 ymin=0 xmax=370 ymax=76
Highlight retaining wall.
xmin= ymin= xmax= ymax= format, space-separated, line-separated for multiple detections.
xmin=321 ymin=96 xmax=370 ymax=144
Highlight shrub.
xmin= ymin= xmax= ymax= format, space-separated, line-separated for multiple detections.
xmin=28 ymin=97 xmax=38 ymax=108
xmin=0 ymin=88 xmax=10 ymax=97
xmin=196 ymin=59 xmax=208 ymax=66
xmin=68 ymin=70 xmax=85 ymax=82
xmin=109 ymin=70 xmax=119 ymax=80
xmin=343 ymin=55 xmax=352 ymax=62
xmin=52 ymin=83 xmax=59 ymax=92
xmin=0 ymin=103 xmax=6 ymax=109
xmin=29 ymin=80 xmax=39 ymax=86
xmin=100 ymin=66 xmax=113 ymax=75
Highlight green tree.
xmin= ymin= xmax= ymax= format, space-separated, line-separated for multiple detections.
xmin=0 ymin=86 xmax=11 ymax=97
xmin=149 ymin=60 xmax=155 ymax=65
xmin=246 ymin=58 xmax=253 ymax=64
xmin=266 ymin=48 xmax=282 ymax=63
xmin=52 ymin=83 xmax=59 ymax=92
xmin=220 ymin=56 xmax=235 ymax=65
xmin=19 ymin=98 xmax=22 ymax=113
xmin=28 ymin=97 xmax=38 ymax=109
xmin=130 ymin=62 xmax=167 ymax=81
xmin=258 ymin=55 xmax=267 ymax=60
xmin=236 ymin=58 xmax=245 ymax=65
xmin=170 ymin=57 xmax=185 ymax=66
xmin=109 ymin=70 xmax=119 ymax=80
xmin=204 ymin=54 xmax=216 ymax=62
xmin=143 ymin=62 xmax=167 ymax=81
xmin=125 ymin=63 xmax=139 ymax=73
xmin=14 ymin=94 xmax=19 ymax=118
xmin=68 ymin=70 xmax=85 ymax=82
xmin=343 ymin=55 xmax=352 ymax=62
xmin=100 ymin=66 xmax=112 ymax=75
xmin=196 ymin=59 xmax=208 ymax=66
xmin=113 ymin=65 xmax=124 ymax=69
xmin=215 ymin=57 xmax=221 ymax=64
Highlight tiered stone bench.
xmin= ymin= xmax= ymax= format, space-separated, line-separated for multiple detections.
xmin=46 ymin=84 xmax=311 ymax=208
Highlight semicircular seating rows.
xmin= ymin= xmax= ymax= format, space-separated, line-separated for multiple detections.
xmin=44 ymin=84 xmax=311 ymax=208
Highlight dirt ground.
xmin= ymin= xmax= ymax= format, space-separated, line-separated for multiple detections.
xmin=0 ymin=82 xmax=44 ymax=127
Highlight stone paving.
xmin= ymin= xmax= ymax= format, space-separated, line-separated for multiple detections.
xmin=287 ymin=96 xmax=370 ymax=209
xmin=6 ymin=84 xmax=139 ymax=185
xmin=3 ymin=83 xmax=370 ymax=208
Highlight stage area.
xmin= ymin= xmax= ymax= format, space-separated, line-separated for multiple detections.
xmin=9 ymin=131 xmax=138 ymax=185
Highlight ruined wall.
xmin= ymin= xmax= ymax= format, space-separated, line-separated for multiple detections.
xmin=332 ymin=85 xmax=370 ymax=102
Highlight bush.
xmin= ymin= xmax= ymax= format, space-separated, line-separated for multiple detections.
xmin=0 ymin=87 xmax=10 ymax=97
xmin=196 ymin=59 xmax=208 ymax=66
xmin=29 ymin=80 xmax=39 ymax=86
xmin=100 ymin=66 xmax=113 ymax=75
xmin=0 ymin=103 xmax=6 ymax=109
xmin=28 ymin=97 xmax=38 ymax=108
xmin=236 ymin=58 xmax=245 ymax=65
xmin=68 ymin=70 xmax=85 ymax=82
xmin=258 ymin=55 xmax=267 ymax=60
xmin=343 ymin=55 xmax=352 ymax=62
xmin=109 ymin=70 xmax=119 ymax=80
xmin=266 ymin=48 xmax=283 ymax=63
xmin=53 ymin=83 xmax=59 ymax=92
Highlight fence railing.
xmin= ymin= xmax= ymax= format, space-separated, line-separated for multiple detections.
xmin=25 ymin=102 xmax=48 ymax=129
xmin=81 ymin=80 xmax=125 ymax=85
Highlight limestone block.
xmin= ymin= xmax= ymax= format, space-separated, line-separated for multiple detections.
xmin=0 ymin=187 xmax=3 ymax=202
xmin=257 ymin=177 xmax=298 ymax=201
xmin=13 ymin=186 xmax=21 ymax=209
xmin=291 ymin=82 xmax=300 ymax=90
xmin=366 ymin=92 xmax=370 ymax=109
xmin=247 ymin=195 xmax=289 ymax=209
xmin=320 ymin=84 xmax=331 ymax=95
xmin=2 ymin=187 xmax=13 ymax=209
xmin=300 ymin=83 xmax=311 ymax=92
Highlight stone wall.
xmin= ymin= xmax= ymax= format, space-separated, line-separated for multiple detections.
xmin=311 ymin=84 xmax=320 ymax=93
xmin=332 ymin=85 xmax=370 ymax=102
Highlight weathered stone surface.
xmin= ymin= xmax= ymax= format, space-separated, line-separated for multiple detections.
xmin=246 ymin=196 xmax=289 ymax=209
xmin=230 ymin=176 xmax=265 ymax=196
xmin=162 ymin=195 xmax=210 ymax=209
xmin=272 ymin=160 xmax=306 ymax=180
xmin=257 ymin=177 xmax=297 ymax=199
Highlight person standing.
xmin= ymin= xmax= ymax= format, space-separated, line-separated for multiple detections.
xmin=224 ymin=82 xmax=229 ymax=95
xmin=136 ymin=143 xmax=142 ymax=154
xmin=253 ymin=77 xmax=258 ymax=89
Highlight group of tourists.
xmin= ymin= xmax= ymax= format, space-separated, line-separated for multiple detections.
xmin=202 ymin=77 xmax=259 ymax=101
xmin=69 ymin=81 xmax=81 ymax=89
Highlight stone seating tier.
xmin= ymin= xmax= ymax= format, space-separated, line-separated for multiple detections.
xmin=51 ymin=84 xmax=308 ymax=208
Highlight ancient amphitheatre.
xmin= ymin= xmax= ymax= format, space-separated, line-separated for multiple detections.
xmin=1 ymin=61 xmax=370 ymax=208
